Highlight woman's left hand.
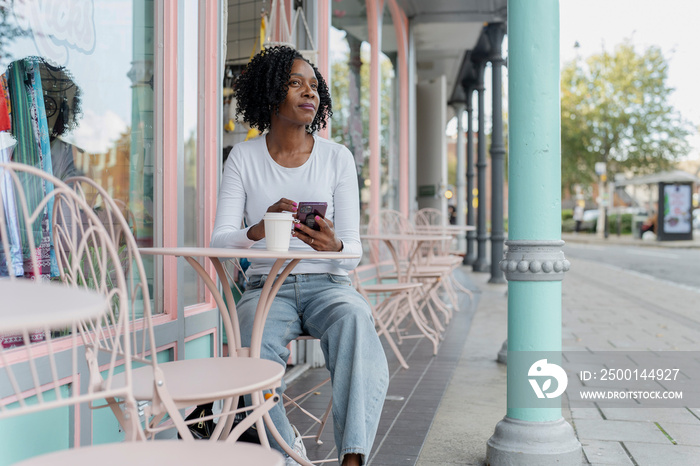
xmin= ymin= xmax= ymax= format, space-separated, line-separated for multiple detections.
xmin=292 ymin=216 xmax=343 ymax=252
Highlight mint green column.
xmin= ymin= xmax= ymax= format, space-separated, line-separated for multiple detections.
xmin=486 ymin=1 xmax=582 ymax=464
xmin=508 ymin=0 xmax=561 ymax=422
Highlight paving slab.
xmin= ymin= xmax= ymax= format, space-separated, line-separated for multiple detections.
xmin=599 ymin=407 xmax=700 ymax=425
xmin=283 ymin=237 xmax=700 ymax=465
xmin=580 ymin=441 xmax=634 ymax=465
xmin=573 ymin=419 xmax=671 ymax=444
xmin=571 ymin=407 xmax=604 ymax=421
xmin=589 ymin=464 xmax=637 ymax=466
xmin=623 ymin=441 xmax=700 ymax=466
xmin=416 ymin=272 xmax=507 ymax=466
xmin=656 ymin=421 xmax=700 ymax=446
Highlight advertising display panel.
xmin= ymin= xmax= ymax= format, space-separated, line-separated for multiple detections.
xmin=657 ymin=182 xmax=693 ymax=241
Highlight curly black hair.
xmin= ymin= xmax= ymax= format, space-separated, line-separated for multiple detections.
xmin=233 ymin=46 xmax=332 ymax=134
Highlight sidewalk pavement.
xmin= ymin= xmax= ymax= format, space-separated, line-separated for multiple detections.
xmin=416 ymin=237 xmax=700 ymax=466
xmin=562 ymin=231 xmax=700 ymax=249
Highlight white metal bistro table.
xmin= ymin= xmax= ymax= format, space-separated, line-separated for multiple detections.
xmin=360 ymin=233 xmax=451 ymax=282
xmin=360 ymin=233 xmax=452 ymax=355
xmin=414 ymin=224 xmax=476 ymax=255
xmin=139 ymin=246 xmax=360 ymax=466
xmin=1 ymin=278 xmax=286 ymax=466
xmin=414 ymin=224 xmax=476 ymax=233
xmin=14 ymin=440 xmax=284 ymax=466
xmin=0 ymin=280 xmax=108 ymax=333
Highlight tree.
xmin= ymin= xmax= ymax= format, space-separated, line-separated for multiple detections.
xmin=330 ymin=45 xmax=394 ymax=175
xmin=0 ymin=6 xmax=28 ymax=63
xmin=560 ymin=40 xmax=693 ymax=195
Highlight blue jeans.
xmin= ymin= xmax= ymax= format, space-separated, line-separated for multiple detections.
xmin=237 ymin=273 xmax=389 ymax=464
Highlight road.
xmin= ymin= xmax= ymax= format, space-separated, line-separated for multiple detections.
xmin=562 ymin=242 xmax=700 ymax=292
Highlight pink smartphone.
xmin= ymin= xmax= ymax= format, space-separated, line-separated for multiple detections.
xmin=297 ymin=202 xmax=328 ymax=231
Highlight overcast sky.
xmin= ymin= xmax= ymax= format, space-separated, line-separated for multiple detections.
xmin=560 ymin=0 xmax=700 ymax=159
xmin=438 ymin=1 xmax=700 ymax=160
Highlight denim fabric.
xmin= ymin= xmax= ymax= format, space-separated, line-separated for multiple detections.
xmin=237 ymin=273 xmax=389 ymax=464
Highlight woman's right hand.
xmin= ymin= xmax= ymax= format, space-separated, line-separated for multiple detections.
xmin=246 ymin=198 xmax=297 ymax=241
xmin=266 ymin=198 xmax=298 ymax=214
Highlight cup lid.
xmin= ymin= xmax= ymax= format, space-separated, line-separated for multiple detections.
xmin=263 ymin=212 xmax=294 ymax=220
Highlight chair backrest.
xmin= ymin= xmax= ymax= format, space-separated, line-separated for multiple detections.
xmin=62 ymin=176 xmax=157 ymax=369
xmin=0 ymin=162 xmax=144 ymax=442
xmin=414 ymin=207 xmax=445 ymax=227
xmin=367 ymin=209 xmax=416 ymax=263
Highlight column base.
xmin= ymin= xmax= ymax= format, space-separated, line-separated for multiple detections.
xmin=487 ymin=417 xmax=582 ymax=466
xmin=496 ymin=339 xmax=507 ymax=364
xmin=472 ymin=259 xmax=490 ymax=273
xmin=462 ymin=253 xmax=477 ymax=266
xmin=488 ymin=275 xmax=507 ymax=284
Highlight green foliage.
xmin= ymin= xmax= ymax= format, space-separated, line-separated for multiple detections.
xmin=561 ymin=40 xmax=693 ymax=195
xmin=0 ymin=7 xmax=28 ymax=57
xmin=562 ymin=209 xmax=573 ymax=221
xmin=330 ymin=43 xmax=395 ymax=171
xmin=562 ymin=218 xmax=577 ymax=232
xmin=607 ymin=213 xmax=633 ymax=235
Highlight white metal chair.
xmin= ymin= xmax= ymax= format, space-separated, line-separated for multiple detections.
xmin=413 ymin=207 xmax=445 ymax=229
xmin=282 ymin=333 xmax=334 ymax=450
xmin=365 ymin=210 xmax=444 ymax=354
xmin=64 ymin=175 xmax=286 ymax=444
xmin=222 ymin=251 xmax=335 ymax=453
xmin=350 ymin=261 xmax=422 ymax=369
xmin=0 ymin=161 xmax=142 ymax=440
xmin=0 ymin=162 xmax=284 ymax=464
xmin=413 ymin=207 xmax=475 ymax=306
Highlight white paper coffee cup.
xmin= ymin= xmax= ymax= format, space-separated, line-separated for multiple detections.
xmin=263 ymin=212 xmax=294 ymax=251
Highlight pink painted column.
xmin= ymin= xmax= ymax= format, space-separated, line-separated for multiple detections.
xmin=200 ymin=0 xmax=219 ymax=291
xmin=366 ymin=0 xmax=384 ymax=225
xmin=162 ymin=0 xmax=178 ymax=315
xmin=271 ymin=0 xmax=293 ymax=42
xmin=387 ymin=0 xmax=409 ymax=218
xmin=317 ymin=0 xmax=331 ymax=140
xmin=199 ymin=0 xmax=218 ymax=245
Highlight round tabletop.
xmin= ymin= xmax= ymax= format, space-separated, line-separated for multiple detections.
xmin=14 ymin=440 xmax=284 ymax=466
xmin=0 ymin=280 xmax=107 ymax=333
xmin=415 ymin=224 xmax=476 ymax=233
xmin=360 ymin=233 xmax=451 ymax=242
xmin=139 ymin=246 xmax=361 ymax=261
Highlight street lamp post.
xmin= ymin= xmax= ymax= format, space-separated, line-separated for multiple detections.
xmin=595 ymin=161 xmax=608 ymax=238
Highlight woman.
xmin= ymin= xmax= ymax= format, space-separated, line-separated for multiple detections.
xmin=211 ymin=46 xmax=389 ymax=466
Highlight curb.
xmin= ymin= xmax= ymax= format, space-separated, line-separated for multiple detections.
xmin=561 ymin=233 xmax=700 ymax=249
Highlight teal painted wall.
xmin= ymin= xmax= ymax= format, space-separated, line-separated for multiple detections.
xmin=0 ymin=386 xmax=71 ymax=466
xmin=1 ymin=348 xmax=176 ymax=462
xmin=93 ymin=348 xmax=173 ymax=444
xmin=185 ymin=333 xmax=214 ymax=359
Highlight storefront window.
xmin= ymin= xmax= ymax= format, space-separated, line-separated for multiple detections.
xmin=182 ymin=0 xmax=203 ymax=307
xmin=0 ymin=1 xmax=156 ymax=313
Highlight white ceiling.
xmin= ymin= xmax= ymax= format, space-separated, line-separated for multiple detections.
xmin=331 ymin=0 xmax=507 ymax=101
xmin=225 ymin=1 xmax=507 ymax=103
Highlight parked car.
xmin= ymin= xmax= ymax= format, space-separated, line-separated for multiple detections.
xmin=580 ymin=209 xmax=599 ymax=232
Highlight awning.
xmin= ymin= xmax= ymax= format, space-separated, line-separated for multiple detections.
xmin=614 ymin=170 xmax=700 ymax=187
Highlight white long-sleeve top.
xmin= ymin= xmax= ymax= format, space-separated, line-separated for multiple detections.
xmin=210 ymin=134 xmax=362 ymax=276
